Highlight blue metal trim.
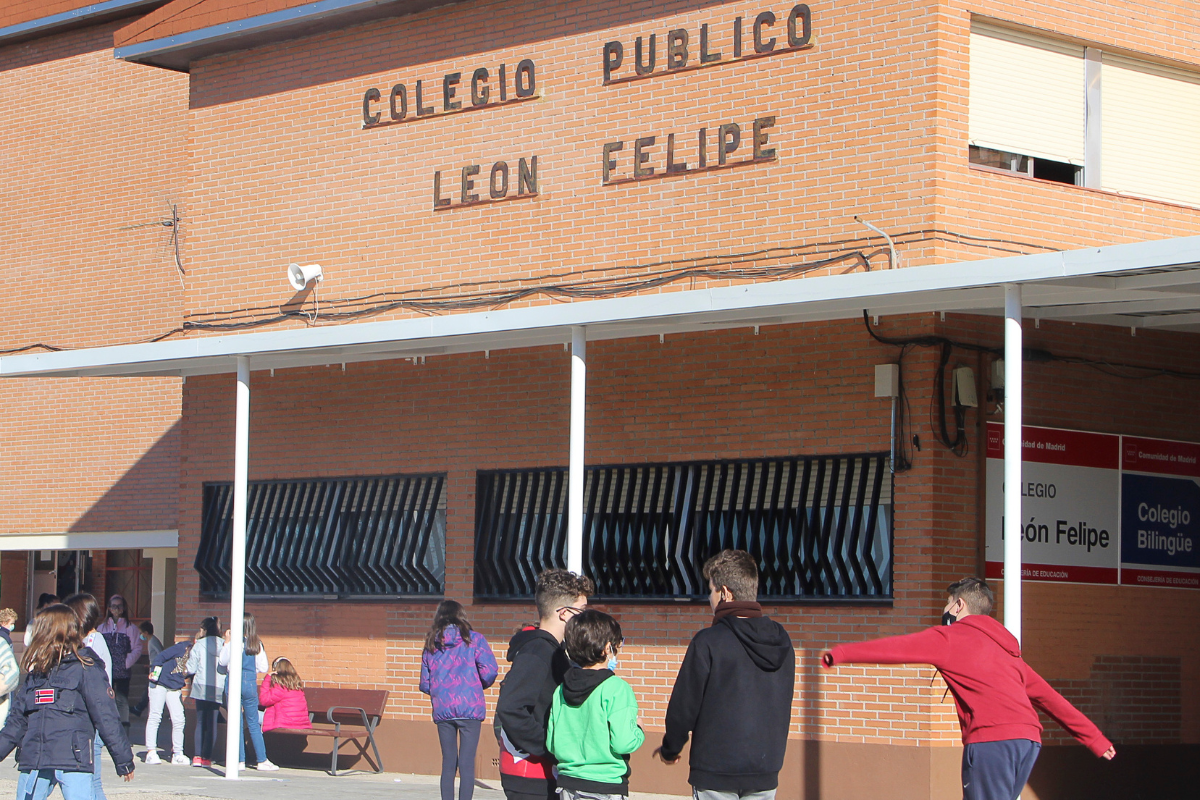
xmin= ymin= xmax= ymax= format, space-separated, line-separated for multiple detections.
xmin=113 ymin=0 xmax=398 ymax=61
xmin=0 ymin=0 xmax=162 ymax=45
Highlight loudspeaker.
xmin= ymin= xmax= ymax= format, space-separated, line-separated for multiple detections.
xmin=287 ymin=263 xmax=323 ymax=291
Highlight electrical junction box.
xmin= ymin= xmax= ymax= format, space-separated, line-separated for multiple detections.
xmin=990 ymin=358 xmax=1005 ymax=390
xmin=874 ymin=364 xmax=899 ymax=398
xmin=954 ymin=366 xmax=978 ymax=407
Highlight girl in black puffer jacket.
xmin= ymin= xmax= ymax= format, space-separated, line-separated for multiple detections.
xmin=0 ymin=605 xmax=134 ymax=800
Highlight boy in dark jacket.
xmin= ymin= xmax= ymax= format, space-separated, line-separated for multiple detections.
xmin=656 ymin=550 xmax=796 ymax=800
xmin=822 ymin=577 xmax=1116 ymax=800
xmin=495 ymin=569 xmax=594 ymax=800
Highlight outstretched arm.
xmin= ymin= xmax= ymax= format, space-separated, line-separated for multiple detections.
xmin=1023 ymin=664 xmax=1114 ymax=759
xmin=823 ymin=626 xmax=951 ymax=670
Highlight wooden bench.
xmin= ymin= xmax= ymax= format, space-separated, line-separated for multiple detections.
xmin=267 ymin=687 xmax=388 ymax=775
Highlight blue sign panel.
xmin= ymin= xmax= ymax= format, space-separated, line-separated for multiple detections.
xmin=1120 ymin=473 xmax=1200 ymax=570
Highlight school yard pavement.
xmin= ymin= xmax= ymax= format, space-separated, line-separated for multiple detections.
xmin=0 ymin=750 xmax=690 ymax=800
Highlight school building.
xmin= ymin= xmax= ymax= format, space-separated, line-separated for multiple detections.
xmin=2 ymin=0 xmax=1199 ymax=798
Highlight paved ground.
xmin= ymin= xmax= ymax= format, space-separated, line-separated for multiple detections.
xmin=0 ymin=750 xmax=688 ymax=800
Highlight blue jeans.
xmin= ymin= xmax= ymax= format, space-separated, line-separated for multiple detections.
xmin=238 ymin=686 xmax=266 ymax=764
xmin=92 ymin=735 xmax=107 ymax=800
xmin=18 ymin=769 xmax=95 ymax=800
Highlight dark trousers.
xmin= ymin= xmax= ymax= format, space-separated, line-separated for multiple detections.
xmin=194 ymin=699 xmax=221 ymax=760
xmin=437 ymin=719 xmax=482 ymax=800
xmin=112 ymin=677 xmax=130 ymax=727
xmin=962 ymin=739 xmax=1041 ymax=800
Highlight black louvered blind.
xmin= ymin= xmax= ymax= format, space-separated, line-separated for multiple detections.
xmin=474 ymin=455 xmax=892 ymax=602
xmin=196 ymin=474 xmax=446 ymax=598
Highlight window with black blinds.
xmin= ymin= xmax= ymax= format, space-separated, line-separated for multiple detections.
xmin=474 ymin=455 xmax=892 ymax=602
xmin=196 ymin=474 xmax=446 ymax=598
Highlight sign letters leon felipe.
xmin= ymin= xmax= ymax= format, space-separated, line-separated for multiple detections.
xmin=985 ymin=423 xmax=1120 ymax=585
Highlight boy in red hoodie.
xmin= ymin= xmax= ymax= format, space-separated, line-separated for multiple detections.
xmin=822 ymin=577 xmax=1115 ymax=800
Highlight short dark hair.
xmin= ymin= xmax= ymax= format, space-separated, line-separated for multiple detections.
xmin=139 ymin=621 xmax=154 ymax=635
xmin=702 ymin=550 xmax=759 ymax=601
xmin=947 ymin=577 xmax=994 ymax=616
xmin=564 ymin=610 xmax=622 ymax=668
xmin=535 ymin=569 xmax=595 ymax=620
xmin=198 ymin=616 xmax=220 ymax=639
xmin=63 ymin=593 xmax=102 ymax=634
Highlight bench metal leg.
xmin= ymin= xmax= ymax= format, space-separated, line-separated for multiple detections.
xmin=330 ymin=736 xmax=339 ymax=776
xmin=366 ymin=726 xmax=383 ymax=773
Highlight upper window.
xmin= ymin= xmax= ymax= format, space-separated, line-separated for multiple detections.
xmin=474 ymin=455 xmax=893 ymax=603
xmin=1100 ymin=55 xmax=1200 ymax=207
xmin=969 ymin=22 xmax=1085 ymax=184
xmin=196 ymin=474 xmax=446 ymax=599
xmin=968 ymin=19 xmax=1200 ymax=206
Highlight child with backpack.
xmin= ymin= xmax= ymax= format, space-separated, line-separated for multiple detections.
xmin=0 ymin=604 xmax=134 ymax=799
xmin=546 ymin=610 xmax=644 ymax=800
xmin=144 ymin=638 xmax=191 ymax=765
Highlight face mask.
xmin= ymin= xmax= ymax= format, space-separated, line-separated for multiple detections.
xmin=941 ymin=611 xmax=956 ymax=626
xmin=606 ymin=656 xmax=618 ymax=672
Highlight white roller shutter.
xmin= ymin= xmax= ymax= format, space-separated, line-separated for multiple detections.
xmin=969 ymin=22 xmax=1086 ymax=165
xmin=1101 ymin=54 xmax=1200 ymax=208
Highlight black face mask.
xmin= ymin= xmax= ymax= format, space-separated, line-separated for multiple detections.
xmin=941 ymin=611 xmax=956 ymax=626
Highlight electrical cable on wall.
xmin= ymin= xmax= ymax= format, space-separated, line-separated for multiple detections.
xmin=861 ymin=311 xmax=1200 ymax=461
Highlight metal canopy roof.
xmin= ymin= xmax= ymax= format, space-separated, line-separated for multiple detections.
xmin=4 ymin=235 xmax=1200 ymax=379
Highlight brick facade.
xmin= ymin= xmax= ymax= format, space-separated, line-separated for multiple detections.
xmin=2 ymin=0 xmax=1200 ymax=797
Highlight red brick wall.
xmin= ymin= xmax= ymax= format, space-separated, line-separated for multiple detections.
xmin=0 ymin=20 xmax=185 ymax=534
xmin=177 ymin=315 xmax=966 ymax=747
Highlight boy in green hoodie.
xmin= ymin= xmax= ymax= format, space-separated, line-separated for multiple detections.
xmin=547 ymin=610 xmax=644 ymax=800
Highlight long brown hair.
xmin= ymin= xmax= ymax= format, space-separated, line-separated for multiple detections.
xmin=64 ymin=593 xmax=102 ymax=635
xmin=23 ymin=605 xmax=92 ymax=675
xmin=242 ymin=612 xmax=262 ymax=655
xmin=271 ymin=657 xmax=304 ymax=691
xmin=424 ymin=600 xmax=472 ymax=653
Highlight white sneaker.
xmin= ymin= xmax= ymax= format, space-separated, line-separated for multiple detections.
xmin=171 ymin=753 xmax=190 ymax=765
xmin=237 ymin=762 xmax=246 ymax=771
xmin=144 ymin=751 xmax=162 ymax=765
xmin=256 ymin=760 xmax=279 ymax=771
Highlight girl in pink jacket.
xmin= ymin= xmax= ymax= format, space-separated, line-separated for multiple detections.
xmin=259 ymin=658 xmax=312 ymax=733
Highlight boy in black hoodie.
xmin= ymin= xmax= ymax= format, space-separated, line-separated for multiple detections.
xmin=655 ymin=550 xmax=795 ymax=800
xmin=495 ymin=569 xmax=594 ymax=800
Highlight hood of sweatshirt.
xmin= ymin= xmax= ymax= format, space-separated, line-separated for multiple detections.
xmin=560 ymin=666 xmax=614 ymax=706
xmin=718 ymin=615 xmax=792 ymax=671
xmin=439 ymin=626 xmax=466 ymax=649
xmin=506 ymin=626 xmax=558 ymax=662
xmin=956 ymin=614 xmax=1021 ymax=657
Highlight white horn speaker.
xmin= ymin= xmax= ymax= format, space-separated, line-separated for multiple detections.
xmin=287 ymin=263 xmax=323 ymax=290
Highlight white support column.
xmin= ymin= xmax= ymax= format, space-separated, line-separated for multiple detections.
xmin=225 ymin=357 xmax=250 ymax=778
xmin=567 ymin=327 xmax=586 ymax=575
xmin=1003 ymin=284 xmax=1024 ymax=643
xmin=146 ymin=549 xmax=168 ymax=641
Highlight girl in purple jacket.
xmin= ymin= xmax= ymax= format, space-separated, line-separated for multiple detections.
xmin=420 ymin=601 xmax=498 ymax=800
